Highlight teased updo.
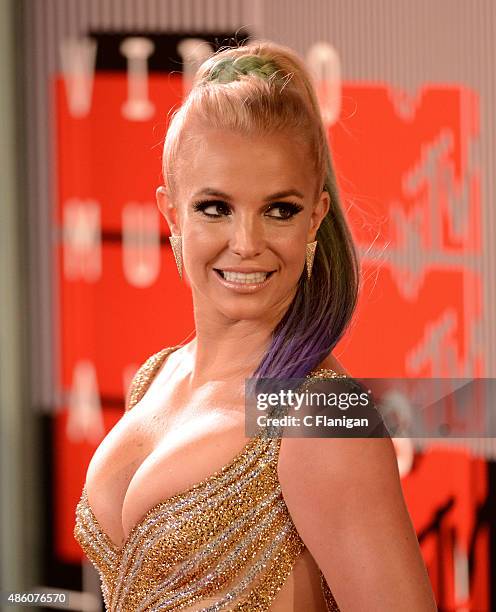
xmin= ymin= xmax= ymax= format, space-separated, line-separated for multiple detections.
xmin=162 ymin=39 xmax=360 ymax=379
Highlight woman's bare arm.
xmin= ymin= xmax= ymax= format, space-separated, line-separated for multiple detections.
xmin=278 ymin=435 xmax=437 ymax=611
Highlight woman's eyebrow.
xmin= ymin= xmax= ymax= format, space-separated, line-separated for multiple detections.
xmin=264 ymin=189 xmax=304 ymax=201
xmin=192 ymin=188 xmax=305 ymax=201
xmin=192 ymin=188 xmax=232 ymax=200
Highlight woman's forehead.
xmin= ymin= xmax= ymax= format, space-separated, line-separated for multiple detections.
xmin=174 ymin=128 xmax=314 ymax=197
xmin=181 ymin=124 xmax=305 ymax=153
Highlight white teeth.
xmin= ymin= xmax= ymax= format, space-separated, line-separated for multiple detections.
xmin=221 ymin=271 xmax=269 ymax=283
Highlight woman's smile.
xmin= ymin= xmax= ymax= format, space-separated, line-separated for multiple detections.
xmin=213 ymin=267 xmax=276 ymax=292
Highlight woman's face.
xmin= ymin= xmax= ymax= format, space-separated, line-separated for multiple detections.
xmin=157 ymin=127 xmax=330 ymax=324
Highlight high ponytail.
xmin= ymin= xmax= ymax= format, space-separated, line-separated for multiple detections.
xmin=163 ymin=39 xmax=360 ymax=379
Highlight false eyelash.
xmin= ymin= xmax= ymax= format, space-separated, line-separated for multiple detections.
xmin=192 ymin=200 xmax=304 ymax=219
xmin=266 ymin=202 xmax=304 ymax=218
xmin=192 ymin=200 xmax=230 ymax=216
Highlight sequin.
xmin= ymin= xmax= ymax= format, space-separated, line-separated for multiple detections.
xmin=74 ymin=347 xmax=342 ymax=611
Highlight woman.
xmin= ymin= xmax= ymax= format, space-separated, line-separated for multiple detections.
xmin=74 ymin=40 xmax=437 ymax=611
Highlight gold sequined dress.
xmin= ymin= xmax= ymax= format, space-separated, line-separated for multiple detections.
xmin=74 ymin=346 xmax=341 ymax=611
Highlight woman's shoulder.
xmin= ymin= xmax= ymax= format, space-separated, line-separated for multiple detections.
xmin=311 ymin=352 xmax=350 ymax=377
xmin=278 ymin=351 xmax=392 ymax=489
xmin=125 ymin=345 xmax=182 ymax=412
xmin=277 ymin=419 xmax=398 ymax=541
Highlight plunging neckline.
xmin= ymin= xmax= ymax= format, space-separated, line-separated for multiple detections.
xmin=81 ymin=430 xmax=268 ymax=555
xmin=80 ymin=358 xmax=344 ymax=557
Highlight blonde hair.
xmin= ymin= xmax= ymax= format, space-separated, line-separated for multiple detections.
xmin=163 ymin=40 xmax=328 ymax=202
xmin=162 ymin=39 xmax=360 ymax=378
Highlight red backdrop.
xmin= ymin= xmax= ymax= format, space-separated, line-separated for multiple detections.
xmin=53 ymin=68 xmax=488 ymax=609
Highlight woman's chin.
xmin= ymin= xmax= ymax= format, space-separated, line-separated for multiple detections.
xmin=211 ymin=291 xmax=294 ymax=324
xmin=191 ymin=272 xmax=297 ymax=321
xmin=216 ymin=302 xmax=272 ymax=322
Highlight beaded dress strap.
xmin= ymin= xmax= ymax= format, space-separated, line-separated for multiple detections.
xmin=125 ymin=351 xmax=347 ymax=413
xmin=125 ymin=345 xmax=181 ymax=412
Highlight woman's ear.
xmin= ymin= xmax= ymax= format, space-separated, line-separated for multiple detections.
xmin=156 ymin=185 xmax=181 ymax=234
xmin=308 ymin=189 xmax=330 ymax=241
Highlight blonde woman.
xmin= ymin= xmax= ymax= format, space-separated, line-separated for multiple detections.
xmin=75 ymin=40 xmax=437 ymax=611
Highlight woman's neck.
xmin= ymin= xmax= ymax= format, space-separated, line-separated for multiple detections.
xmin=184 ymin=322 xmax=274 ymax=387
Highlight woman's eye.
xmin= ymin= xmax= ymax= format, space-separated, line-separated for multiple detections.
xmin=192 ymin=200 xmax=303 ymax=220
xmin=192 ymin=200 xmax=230 ymax=217
xmin=265 ymin=202 xmax=304 ymax=220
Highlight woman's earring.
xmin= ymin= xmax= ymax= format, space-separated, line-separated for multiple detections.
xmin=305 ymin=240 xmax=317 ymax=280
xmin=169 ymin=235 xmax=183 ymax=280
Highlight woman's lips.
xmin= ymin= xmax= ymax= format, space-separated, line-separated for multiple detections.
xmin=213 ymin=268 xmax=276 ymax=292
xmin=214 ymin=268 xmax=275 ymax=280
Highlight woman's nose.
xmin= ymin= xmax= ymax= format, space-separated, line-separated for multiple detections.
xmin=229 ymin=217 xmax=265 ymax=258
